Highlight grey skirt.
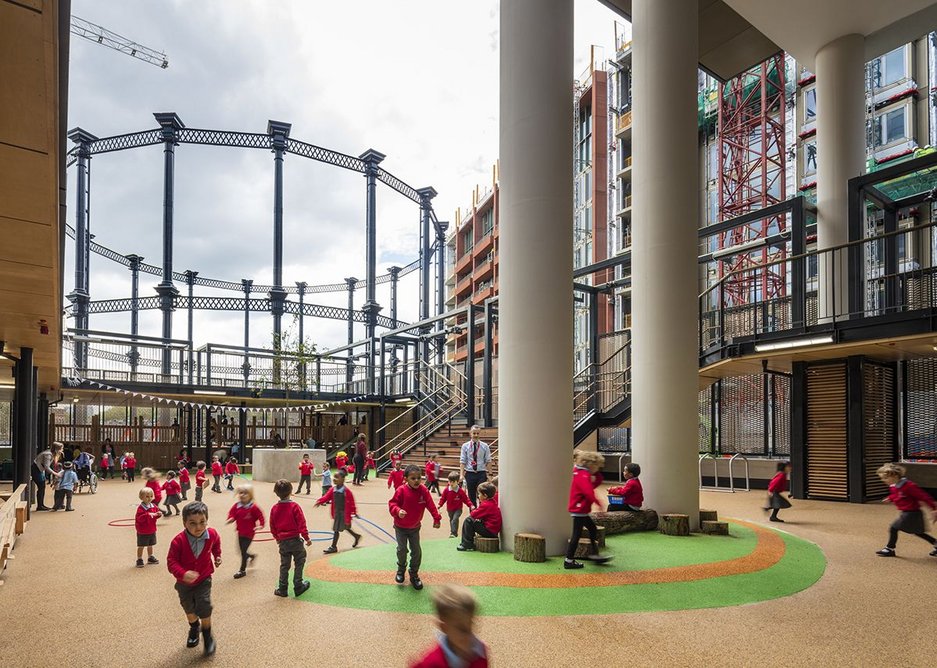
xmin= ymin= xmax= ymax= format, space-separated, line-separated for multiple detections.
xmin=332 ymin=514 xmax=348 ymax=532
xmin=891 ymin=510 xmax=925 ymax=534
xmin=165 ymin=494 xmax=182 ymax=505
xmin=766 ymin=492 xmax=792 ymax=510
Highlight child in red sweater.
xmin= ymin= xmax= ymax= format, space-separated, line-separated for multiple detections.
xmin=167 ymin=501 xmax=222 ymax=656
xmin=607 ymin=462 xmax=643 ymax=511
xmin=564 ymin=450 xmax=608 ymax=569
xmin=210 ymin=456 xmax=223 ymax=493
xmin=335 ymin=452 xmax=348 ymax=470
xmin=365 ymin=452 xmax=376 ymax=480
xmin=390 ymin=449 xmax=403 ymax=468
xmin=142 ymin=467 xmax=166 ymax=516
xmin=298 ymin=453 xmax=314 ymax=494
xmin=195 ymin=461 xmax=208 ymax=502
xmin=224 ymin=457 xmax=239 ymax=491
xmin=389 ymin=465 xmax=441 ymax=590
xmin=457 ymin=482 xmax=501 ymax=551
xmin=162 ymin=470 xmax=183 ymax=516
xmin=425 ymin=455 xmax=441 ymax=494
xmin=124 ymin=452 xmax=136 ymax=483
xmin=179 ymin=465 xmax=191 ymax=500
xmin=269 ymin=479 xmax=312 ymax=597
xmin=764 ymin=461 xmax=793 ymax=522
xmin=135 ymin=487 xmax=163 ymax=568
xmin=226 ymin=483 xmax=265 ymax=578
xmin=439 ymin=471 xmax=474 ymax=538
xmin=387 ymin=460 xmax=405 ymax=491
xmin=410 ymin=584 xmax=489 ymax=668
xmin=315 ymin=469 xmax=362 ymax=553
xmin=875 ymin=463 xmax=937 ymax=558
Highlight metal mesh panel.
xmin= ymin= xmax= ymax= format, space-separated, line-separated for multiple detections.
xmin=597 ymin=428 xmax=630 ymax=453
xmin=771 ymin=374 xmax=791 ymax=456
xmin=905 ymin=358 xmax=937 ymax=459
xmin=698 ymin=387 xmax=713 ymax=453
xmin=719 ymin=375 xmax=766 ymax=455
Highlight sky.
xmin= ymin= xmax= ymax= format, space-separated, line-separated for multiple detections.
xmin=65 ymin=0 xmax=624 ymax=362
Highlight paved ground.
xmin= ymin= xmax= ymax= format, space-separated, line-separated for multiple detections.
xmin=0 ymin=473 xmax=932 ymax=666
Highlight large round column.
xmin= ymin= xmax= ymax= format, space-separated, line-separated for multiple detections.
xmin=499 ymin=0 xmax=574 ymax=554
xmin=631 ymin=0 xmax=700 ymax=527
xmin=815 ymin=34 xmax=865 ymax=319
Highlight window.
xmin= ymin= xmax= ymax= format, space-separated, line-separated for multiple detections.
xmin=804 ymin=86 xmax=817 ymax=120
xmin=803 ymin=140 xmax=818 ymax=176
xmin=480 ymin=209 xmax=493 ymax=237
xmin=873 ymin=46 xmax=907 ymax=88
xmin=461 ymin=228 xmax=473 ymax=254
xmin=872 ymin=107 xmax=907 ymax=147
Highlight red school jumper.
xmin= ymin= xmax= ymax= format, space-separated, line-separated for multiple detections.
xmin=124 ymin=456 xmax=136 ymax=471
xmin=135 ymin=503 xmax=162 ymax=535
xmin=268 ymin=500 xmax=310 ymax=542
xmin=195 ymin=469 xmax=207 ymax=488
xmin=316 ymin=486 xmax=358 ymax=524
xmin=469 ymin=498 xmax=502 ymax=534
xmin=389 ymin=483 xmax=441 ymax=529
xmin=211 ymin=461 xmax=223 ymax=476
xmin=768 ymin=472 xmax=789 ymax=494
xmin=145 ymin=478 xmax=163 ymax=504
xmin=178 ymin=467 xmax=190 ymax=484
xmin=224 ymin=461 xmax=239 ymax=476
xmin=387 ymin=468 xmax=405 ymax=490
xmin=410 ymin=641 xmax=489 ymax=668
xmin=299 ymin=460 xmax=314 ymax=476
xmin=438 ymin=486 xmax=473 ymax=512
xmin=568 ymin=467 xmax=602 ymax=514
xmin=335 ymin=455 xmax=348 ymax=470
xmin=888 ymin=478 xmax=937 ymax=512
xmin=424 ymin=461 xmax=437 ymax=484
xmin=167 ymin=527 xmax=222 ymax=586
xmin=607 ymin=478 xmax=643 ymax=507
xmin=162 ymin=479 xmax=182 ymax=497
xmin=227 ymin=502 xmax=265 ymax=538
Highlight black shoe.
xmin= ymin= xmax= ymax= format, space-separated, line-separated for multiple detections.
xmin=274 ymin=587 xmax=289 ymax=597
xmin=323 ymin=546 xmax=338 ymax=554
xmin=187 ymin=623 xmax=200 ymax=648
xmin=202 ymin=630 xmax=215 ymax=656
xmin=352 ymin=533 xmax=361 ymax=548
xmin=147 ymin=556 xmax=159 ymax=565
xmin=457 ymin=544 xmax=473 ymax=551
xmin=876 ymin=547 xmax=896 ymax=557
xmin=65 ymin=508 xmax=74 ymax=512
xmin=410 ymin=573 xmax=423 ymax=590
xmin=233 ymin=570 xmax=246 ymax=579
xmin=930 ymin=547 xmax=937 ymax=557
xmin=35 ymin=506 xmax=50 ymax=511
xmin=395 ymin=570 xmax=405 ymax=584
xmin=136 ymin=559 xmax=145 ymax=568
xmin=248 ymin=553 xmax=257 ymax=564
xmin=564 ymin=559 xmax=584 ymax=569
xmin=294 ymin=580 xmax=311 ymax=597
xmin=769 ymin=517 xmax=784 ymax=523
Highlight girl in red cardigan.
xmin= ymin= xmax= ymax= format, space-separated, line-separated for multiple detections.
xmin=162 ymin=470 xmax=183 ymax=516
xmin=166 ymin=501 xmax=222 ymax=656
xmin=764 ymin=461 xmax=792 ymax=522
xmin=224 ymin=457 xmax=240 ymax=491
xmin=876 ymin=463 xmax=937 ymax=558
xmin=438 ymin=471 xmax=474 ymax=537
xmin=365 ymin=452 xmax=376 ymax=480
xmin=195 ymin=461 xmax=208 ymax=502
xmin=179 ymin=465 xmax=191 ymax=500
xmin=564 ymin=450 xmax=609 ymax=569
xmin=226 ymin=483 xmax=265 ymax=578
xmin=314 ymin=469 xmax=362 ymax=553
xmin=135 ymin=487 xmax=163 ymax=568
xmin=387 ymin=460 xmax=405 ymax=491
xmin=141 ymin=467 xmax=166 ymax=516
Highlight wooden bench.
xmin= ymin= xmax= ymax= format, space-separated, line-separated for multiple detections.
xmin=474 ymin=536 xmax=500 ymax=553
xmin=0 ymin=485 xmax=29 ymax=584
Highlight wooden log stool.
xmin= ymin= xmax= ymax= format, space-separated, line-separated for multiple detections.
xmin=513 ymin=533 xmax=546 ymax=563
xmin=475 ymin=536 xmax=501 ymax=553
xmin=580 ymin=525 xmax=606 ymax=548
xmin=659 ymin=513 xmax=690 ymax=536
xmin=700 ymin=520 xmax=729 ymax=535
xmin=699 ymin=509 xmax=719 ymax=523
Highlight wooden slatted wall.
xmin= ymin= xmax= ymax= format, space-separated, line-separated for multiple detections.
xmin=806 ymin=362 xmax=848 ymax=500
xmin=862 ymin=361 xmax=896 ymax=501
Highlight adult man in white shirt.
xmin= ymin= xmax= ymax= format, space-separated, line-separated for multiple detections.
xmin=459 ymin=425 xmax=491 ymax=506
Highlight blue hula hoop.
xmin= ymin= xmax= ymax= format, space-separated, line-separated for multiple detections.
xmin=354 ymin=515 xmax=396 ymax=541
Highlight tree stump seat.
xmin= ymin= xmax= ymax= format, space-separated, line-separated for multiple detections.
xmin=700 ymin=520 xmax=729 ymax=535
xmin=699 ymin=509 xmax=719 ymax=523
xmin=659 ymin=513 xmax=690 ymax=536
xmin=513 ymin=533 xmax=546 ymax=562
xmin=475 ymin=536 xmax=500 ymax=553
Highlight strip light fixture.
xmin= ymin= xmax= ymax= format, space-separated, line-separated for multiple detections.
xmin=754 ymin=335 xmax=833 ymax=353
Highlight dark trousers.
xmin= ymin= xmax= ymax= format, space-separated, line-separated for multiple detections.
xmin=459 ymin=517 xmax=495 ymax=549
xmin=238 ymin=535 xmax=254 ymax=572
xmin=427 ymin=479 xmax=440 ymax=494
xmin=394 ymin=525 xmax=422 ymax=574
xmin=464 ymin=470 xmax=487 ymax=507
xmin=126 ymin=469 xmax=135 ymax=482
xmin=53 ymin=489 xmax=73 ymax=510
xmin=566 ymin=515 xmax=599 ymax=560
xmin=100 ymin=467 xmax=108 ymax=479
xmin=195 ymin=485 xmax=204 ymax=502
xmin=181 ymin=481 xmax=190 ymax=499
xmin=447 ymin=509 xmax=463 ymax=536
xmin=331 ymin=527 xmax=361 ymax=548
xmin=298 ymin=475 xmax=311 ymax=494
xmin=277 ymin=536 xmax=307 ymax=589
xmin=353 ymin=455 xmax=365 ymax=485
xmin=212 ymin=474 xmax=221 ymax=492
xmin=887 ymin=528 xmax=937 ymax=550
xmin=31 ymin=464 xmax=47 ymax=509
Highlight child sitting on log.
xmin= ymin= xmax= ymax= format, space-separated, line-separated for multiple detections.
xmin=606 ymin=463 xmax=643 ymax=511
xmin=456 ymin=482 xmax=501 ymax=552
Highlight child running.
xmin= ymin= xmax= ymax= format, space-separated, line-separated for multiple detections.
xmin=390 ymin=449 xmax=403 ymax=468
xmin=765 ymin=461 xmax=793 ymax=522
xmin=387 ymin=459 xmax=405 ymax=491
xmin=226 ymin=483 xmax=265 ymax=578
xmin=389 ymin=464 xmax=442 ymax=590
xmin=166 ymin=501 xmax=222 ymax=656
xmin=142 ymin=467 xmax=165 ymax=515
xmin=210 ymin=456 xmax=223 ymax=493
xmin=162 ymin=470 xmax=183 ymax=516
xmin=298 ymin=453 xmax=314 ymax=494
xmin=335 ymin=451 xmax=348 ymax=471
xmin=564 ymin=450 xmax=609 ymax=569
xmin=439 ymin=471 xmax=474 ymax=538
xmin=317 ymin=460 xmax=332 ymax=501
xmin=269 ymin=479 xmax=312 ymax=597
xmin=365 ymin=451 xmax=376 ymax=480
xmin=124 ymin=452 xmax=136 ymax=483
xmin=875 ymin=463 xmax=937 ymax=558
xmin=410 ymin=584 xmax=489 ymax=668
xmin=457 ymin=482 xmax=501 ymax=552
xmin=315 ymin=469 xmax=362 ymax=553
xmin=607 ymin=463 xmax=643 ymax=511
xmin=179 ymin=465 xmax=191 ymax=500
xmin=224 ymin=457 xmax=240 ymax=491
xmin=135 ymin=487 xmax=162 ymax=568
xmin=195 ymin=461 xmax=208 ymax=502
xmin=425 ymin=454 xmax=440 ymax=494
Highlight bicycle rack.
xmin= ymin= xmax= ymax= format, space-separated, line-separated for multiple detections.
xmin=699 ymin=453 xmax=752 ymax=493
xmin=729 ymin=453 xmax=751 ymax=492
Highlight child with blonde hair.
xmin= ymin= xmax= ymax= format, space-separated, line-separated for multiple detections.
xmin=142 ymin=467 xmax=166 ymax=515
xmin=410 ymin=584 xmax=489 ymax=667
xmin=875 ymin=463 xmax=937 ymax=558
xmin=226 ymin=484 xmax=265 ymax=578
xmin=135 ymin=487 xmax=162 ymax=568
xmin=564 ymin=450 xmax=610 ymax=569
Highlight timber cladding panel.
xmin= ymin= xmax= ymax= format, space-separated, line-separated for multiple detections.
xmin=806 ymin=362 xmax=848 ymax=500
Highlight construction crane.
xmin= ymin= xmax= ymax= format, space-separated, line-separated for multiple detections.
xmin=70 ymin=15 xmax=169 ymax=69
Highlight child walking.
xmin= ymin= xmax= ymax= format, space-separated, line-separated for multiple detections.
xmin=564 ymin=450 xmax=609 ymax=569
xmin=875 ymin=463 xmax=937 ymax=558
xmin=210 ymin=456 xmax=223 ymax=493
xmin=269 ymin=479 xmax=312 ymax=597
xmin=224 ymin=457 xmax=240 ymax=491
xmin=410 ymin=584 xmax=489 ymax=668
xmin=179 ymin=465 xmax=191 ymax=501
xmin=135 ymin=487 xmax=162 ymax=567
xmin=52 ymin=461 xmax=78 ymax=511
xmin=765 ymin=461 xmax=793 ymax=522
xmin=365 ymin=451 xmax=376 ymax=480
xmin=124 ymin=452 xmax=136 ymax=483
xmin=298 ymin=454 xmax=314 ymax=494
xmin=195 ymin=461 xmax=208 ymax=502
xmin=425 ymin=455 xmax=440 ymax=494
xmin=226 ymin=483 xmax=265 ymax=578
xmin=439 ymin=471 xmax=474 ymax=538
xmin=607 ymin=463 xmax=643 ymax=511
xmin=142 ymin=467 xmax=165 ymax=515
xmin=315 ymin=469 xmax=362 ymax=553
xmin=162 ymin=470 xmax=183 ymax=516
xmin=388 ymin=464 xmax=442 ymax=590
xmin=317 ymin=461 xmax=332 ymax=501
xmin=387 ymin=459 xmax=405 ymax=491
xmin=457 ymin=482 xmax=501 ymax=551
xmin=166 ymin=501 xmax=222 ymax=656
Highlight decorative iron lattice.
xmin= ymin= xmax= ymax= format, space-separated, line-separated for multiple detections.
xmin=178 ymin=128 xmax=269 ymax=149
xmin=286 ymin=138 xmax=365 ymax=173
xmin=376 ymin=168 xmax=421 ymax=204
xmin=86 ymin=130 xmax=163 ymax=154
xmin=905 ymin=359 xmax=937 ymax=459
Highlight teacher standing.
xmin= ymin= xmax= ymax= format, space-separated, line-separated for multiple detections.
xmin=352 ymin=435 xmax=367 ymax=486
xmin=32 ymin=442 xmax=63 ymax=511
xmin=459 ymin=426 xmax=491 ymax=506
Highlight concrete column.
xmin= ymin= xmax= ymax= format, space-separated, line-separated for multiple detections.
xmin=499 ymin=0 xmax=574 ymax=554
xmin=631 ymin=0 xmax=700 ymax=527
xmin=815 ymin=34 xmax=865 ymax=319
